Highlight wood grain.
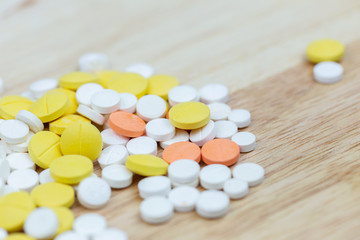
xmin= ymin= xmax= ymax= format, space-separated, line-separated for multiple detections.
xmin=1 ymin=0 xmax=360 ymax=239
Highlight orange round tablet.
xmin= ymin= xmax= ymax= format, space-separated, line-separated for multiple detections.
xmin=108 ymin=111 xmax=146 ymax=138
xmin=201 ymin=139 xmax=240 ymax=166
xmin=162 ymin=141 xmax=201 ymax=164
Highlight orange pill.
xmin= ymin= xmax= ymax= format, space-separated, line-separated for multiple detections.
xmin=162 ymin=141 xmax=201 ymax=164
xmin=201 ymin=139 xmax=240 ymax=166
xmin=108 ymin=111 xmax=146 ymax=138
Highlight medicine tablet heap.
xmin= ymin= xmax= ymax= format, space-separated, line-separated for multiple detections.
xmin=0 ymin=53 xmax=265 ymax=239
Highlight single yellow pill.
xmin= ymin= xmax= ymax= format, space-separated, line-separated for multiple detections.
xmin=48 ymin=88 xmax=78 ymax=114
xmin=306 ymin=39 xmax=345 ymax=63
xmin=59 ymin=72 xmax=98 ymax=90
xmin=30 ymin=182 xmax=75 ymax=208
xmin=169 ymin=101 xmax=210 ymax=129
xmin=5 ymin=233 xmax=35 ymax=240
xmin=50 ymin=114 xmax=90 ymax=135
xmin=60 ymin=122 xmax=102 ymax=161
xmin=28 ymin=131 xmax=62 ymax=169
xmin=96 ymin=70 xmax=121 ymax=88
xmin=50 ymin=155 xmax=93 ymax=185
xmin=126 ymin=154 xmax=168 ymax=176
xmin=147 ymin=75 xmax=179 ymax=100
xmin=30 ymin=91 xmax=70 ymax=123
xmin=107 ymin=73 xmax=148 ymax=98
xmin=0 ymin=95 xmax=33 ymax=120
xmin=52 ymin=207 xmax=74 ymax=234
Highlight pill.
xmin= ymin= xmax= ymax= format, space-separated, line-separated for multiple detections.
xmin=52 ymin=207 xmax=74 ymax=234
xmin=313 ymin=61 xmax=343 ymax=84
xmin=7 ymin=169 xmax=39 ymax=192
xmin=168 ymin=186 xmax=200 ymax=212
xmin=15 ymin=110 xmax=44 ymax=133
xmin=136 ymin=95 xmax=167 ymax=121
xmin=0 ymin=95 xmax=33 ymax=120
xmin=78 ymin=53 xmax=109 ymax=73
xmin=228 ymin=108 xmax=251 ymax=128
xmin=125 ymin=62 xmax=154 ymax=78
xmin=162 ymin=142 xmax=201 ymax=164
xmin=6 ymin=132 xmax=34 ymax=153
xmin=107 ymin=72 xmax=148 ymax=98
xmin=189 ymin=120 xmax=216 ymax=146
xmin=140 ymin=196 xmax=173 ymax=224
xmin=138 ymin=176 xmax=171 ymax=199
xmin=76 ymin=83 xmax=104 ymax=106
xmin=126 ymin=136 xmax=157 ymax=156
xmin=146 ymin=118 xmax=175 ymax=141
xmin=39 ymin=169 xmax=55 ymax=184
xmin=201 ymin=139 xmax=239 ymax=166
xmin=167 ymin=159 xmax=200 ymax=184
xmin=30 ymin=182 xmax=75 ymax=208
xmin=172 ymin=177 xmax=199 ymax=188
xmin=200 ymin=164 xmax=231 ymax=190
xmin=29 ymin=78 xmax=58 ymax=99
xmin=208 ymin=102 xmax=231 ymax=121
xmin=0 ymin=120 xmax=29 ymax=144
xmin=223 ymin=178 xmax=249 ymax=199
xmin=199 ymin=83 xmax=229 ymax=104
xmin=96 ymin=70 xmax=120 ymax=88
xmin=108 ymin=111 xmax=146 ymax=138
xmin=169 ymin=102 xmax=210 ymax=129
xmin=126 ymin=154 xmax=168 ymax=176
xmin=76 ymin=104 xmax=105 ymax=125
xmin=77 ymin=177 xmax=111 ymax=209
xmin=168 ymin=85 xmax=199 ymax=106
xmin=54 ymin=231 xmax=88 ymax=240
xmin=59 ymin=72 xmax=98 ymax=90
xmin=6 ymin=153 xmax=35 ymax=171
xmin=24 ymin=207 xmax=59 ymax=240
xmin=160 ymin=129 xmax=189 ymax=149
xmin=101 ymin=128 xmax=129 ymax=148
xmin=5 ymin=233 xmax=35 ymax=240
xmin=232 ymin=163 xmax=265 ymax=187
xmin=214 ymin=120 xmax=237 ymax=139
xmin=306 ymin=39 xmax=345 ymax=63
xmin=73 ymin=213 xmax=107 ymax=238
xmin=118 ymin=93 xmax=137 ymax=113
xmin=93 ymin=228 xmax=128 ymax=240
xmin=91 ymin=89 xmax=120 ymax=114
xmin=48 ymin=88 xmax=78 ymax=115
xmin=50 ymin=114 xmax=90 ymax=135
xmin=196 ymin=190 xmax=229 ymax=219
xmin=98 ymin=145 xmax=128 ymax=168
xmin=147 ymin=75 xmax=179 ymax=100
xmin=231 ymin=131 xmax=256 ymax=152
xmin=101 ymin=165 xmax=133 ymax=189
xmin=0 ymin=228 xmax=7 ymax=240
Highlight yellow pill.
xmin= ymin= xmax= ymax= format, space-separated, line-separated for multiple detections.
xmin=0 ymin=191 xmax=36 ymax=210
xmin=50 ymin=114 xmax=90 ymax=135
xmin=52 ymin=207 xmax=74 ymax=234
xmin=31 ymin=182 xmax=75 ymax=208
xmin=28 ymin=131 xmax=62 ymax=169
xmin=107 ymin=73 xmax=148 ymax=98
xmin=30 ymin=91 xmax=70 ymax=123
xmin=126 ymin=154 xmax=168 ymax=176
xmin=59 ymin=72 xmax=98 ymax=90
xmin=169 ymin=101 xmax=210 ymax=129
xmin=60 ymin=122 xmax=102 ymax=161
xmin=5 ymin=233 xmax=35 ymax=240
xmin=96 ymin=70 xmax=121 ymax=88
xmin=48 ymin=88 xmax=78 ymax=114
xmin=147 ymin=75 xmax=179 ymax=100
xmin=306 ymin=39 xmax=345 ymax=63
xmin=0 ymin=95 xmax=33 ymax=120
xmin=50 ymin=155 xmax=93 ymax=185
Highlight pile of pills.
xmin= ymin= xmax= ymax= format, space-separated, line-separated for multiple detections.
xmin=0 ymin=53 xmax=265 ymax=239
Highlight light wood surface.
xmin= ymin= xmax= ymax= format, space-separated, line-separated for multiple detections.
xmin=1 ymin=0 xmax=360 ymax=239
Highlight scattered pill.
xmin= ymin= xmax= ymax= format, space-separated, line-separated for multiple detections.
xmin=313 ymin=61 xmax=343 ymax=84
xmin=162 ymin=142 xmax=201 ymax=164
xmin=24 ymin=207 xmax=59 ymax=240
xmin=78 ymin=53 xmax=109 ymax=73
xmin=306 ymin=39 xmax=345 ymax=63
xmin=138 ymin=176 xmax=171 ymax=199
xmin=146 ymin=118 xmax=175 ymax=141
xmin=73 ymin=213 xmax=107 ymax=238
xmin=48 ymin=88 xmax=78 ymax=115
xmin=118 ymin=93 xmax=137 ymax=113
xmin=108 ymin=111 xmax=146 ymax=137
xmin=107 ymin=72 xmax=147 ymax=98
xmin=199 ymin=83 xmax=229 ymax=104
xmin=6 ymin=153 xmax=35 ymax=171
xmin=91 ymin=89 xmax=120 ymax=114
xmin=29 ymin=78 xmax=58 ymax=99
xmin=7 ymin=169 xmax=39 ymax=192
xmin=125 ymin=62 xmax=154 ymax=78
xmin=0 ymin=120 xmax=29 ymax=144
xmin=189 ymin=120 xmax=216 ymax=146
xmin=223 ymin=178 xmax=249 ymax=199
xmin=147 ymin=75 xmax=179 ymax=100
xmin=169 ymin=101 xmax=210 ymax=129
xmin=77 ymin=177 xmax=111 ymax=209
xmin=101 ymin=128 xmax=129 ymax=148
xmin=227 ymin=108 xmax=251 ymax=128
xmin=50 ymin=114 xmax=90 ymax=135
xmin=200 ymin=164 xmax=231 ymax=190
xmin=208 ymin=102 xmax=231 ymax=121
xmin=168 ymin=186 xmax=199 ymax=212
xmin=168 ymin=85 xmax=199 ymax=106
xmin=15 ymin=110 xmax=44 ymax=133
xmin=52 ymin=207 xmax=74 ymax=235
xmin=136 ymin=94 xmax=167 ymax=121
xmin=59 ymin=72 xmax=98 ymax=90
xmin=126 ymin=136 xmax=157 ymax=156
xmin=126 ymin=154 xmax=168 ymax=177
xmin=160 ymin=129 xmax=189 ymax=149
xmin=98 ymin=145 xmax=128 ymax=168
xmin=167 ymin=159 xmax=200 ymax=185
xmin=54 ymin=231 xmax=88 ymax=240
xmin=101 ymin=165 xmax=133 ymax=189
xmin=30 ymin=182 xmax=75 ymax=208
xmin=196 ymin=190 xmax=229 ymax=219
xmin=201 ymin=139 xmax=239 ymax=166
xmin=231 ymin=131 xmax=256 ymax=152
xmin=93 ymin=228 xmax=128 ymax=240
xmin=140 ymin=196 xmax=174 ymax=224
xmin=76 ymin=104 xmax=105 ymax=125
xmin=0 ymin=95 xmax=33 ymax=120
xmin=214 ymin=120 xmax=238 ymax=139
xmin=39 ymin=169 xmax=55 ymax=184
xmin=232 ymin=163 xmax=265 ymax=187
xmin=76 ymin=83 xmax=104 ymax=106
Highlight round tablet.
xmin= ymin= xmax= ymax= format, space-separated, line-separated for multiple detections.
xmin=0 ymin=159 xmax=10 ymax=182
xmin=93 ymin=228 xmax=128 ymax=240
xmin=24 ymin=208 xmax=59 ymax=240
xmin=160 ymin=129 xmax=189 ymax=149
xmin=227 ymin=108 xmax=251 ymax=128
xmin=126 ymin=136 xmax=157 ymax=156
xmin=78 ymin=53 xmax=109 ymax=73
xmin=48 ymin=88 xmax=78 ymax=115
xmin=101 ymin=128 xmax=129 ymax=148
xmin=39 ymin=169 xmax=55 ymax=184
xmin=6 ymin=153 xmax=35 ymax=171
xmin=189 ymin=120 xmax=216 ymax=146
xmin=199 ymin=83 xmax=229 ymax=104
xmin=167 ymin=159 xmax=200 ymax=184
xmin=201 ymin=139 xmax=239 ymax=166
xmin=76 ymin=104 xmax=105 ymax=125
xmin=73 ymin=213 xmax=107 ymax=238
xmin=162 ymin=142 xmax=201 ymax=164
xmin=214 ymin=120 xmax=238 ymax=139
xmin=7 ymin=169 xmax=39 ymax=192
xmin=138 ymin=176 xmax=171 ymax=199
xmin=29 ymin=78 xmax=58 ymax=99
xmin=223 ymin=178 xmax=249 ymax=199
xmin=125 ymin=62 xmax=154 ymax=78
xmin=231 ymin=132 xmax=256 ymax=152
xmin=0 ymin=95 xmax=33 ymax=120
xmin=208 ymin=102 xmax=231 ymax=121
xmin=76 ymin=83 xmax=104 ymax=106
xmin=107 ymin=73 xmax=148 ymax=98
xmin=108 ymin=111 xmax=146 ymax=138
xmin=199 ymin=164 xmax=231 ymax=190
xmin=196 ymin=190 xmax=229 ymax=219
xmin=313 ymin=61 xmax=343 ymax=84
xmin=168 ymin=186 xmax=199 ymax=212
xmin=0 ymin=120 xmax=29 ymax=144
xmin=55 ymin=231 xmax=88 ymax=240
xmin=30 ymin=182 xmax=75 ymax=208
xmin=77 ymin=177 xmax=111 ymax=209
xmin=102 ymin=165 xmax=133 ymax=189
xmin=169 ymin=102 xmax=210 ymax=129
xmin=306 ymin=39 xmax=345 ymax=63
xmin=15 ymin=110 xmax=44 ymax=133
xmin=98 ymin=145 xmax=128 ymax=168
xmin=232 ymin=163 xmax=265 ymax=187
xmin=146 ymin=118 xmax=175 ymax=142
xmin=168 ymin=85 xmax=199 ymax=106
xmin=118 ymin=93 xmax=137 ymax=113
xmin=136 ymin=95 xmax=167 ymax=122
xmin=140 ymin=196 xmax=174 ymax=224
xmin=91 ymin=89 xmax=120 ymax=114
xmin=147 ymin=75 xmax=179 ymax=100
xmin=59 ymin=72 xmax=98 ymax=90
xmin=125 ymin=154 xmax=168 ymax=177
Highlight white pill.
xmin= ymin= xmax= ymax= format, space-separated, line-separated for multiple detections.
xmin=168 ymin=186 xmax=199 ymax=212
xmin=0 ymin=159 xmax=10 ymax=182
xmin=228 ymin=108 xmax=251 ymax=128
xmin=77 ymin=104 xmax=105 ymax=125
xmin=172 ymin=178 xmax=199 ymax=188
xmin=214 ymin=120 xmax=237 ymax=139
xmin=200 ymin=164 xmax=231 ymax=190
xmin=24 ymin=207 xmax=59 ymax=240
xmin=138 ymin=176 xmax=171 ymax=199
xmin=93 ymin=228 xmax=128 ymax=240
xmin=98 ymin=145 xmax=128 ymax=169
xmin=231 ymin=132 xmax=256 ymax=152
xmin=167 ymin=159 xmax=200 ymax=184
xmin=91 ymin=89 xmax=120 ymax=114
xmin=7 ymin=169 xmax=38 ymax=192
xmin=54 ymin=231 xmax=88 ymax=240
xmin=0 ymin=120 xmax=29 ymax=144
xmin=190 ymin=120 xmax=216 ymax=146
xmin=0 ymin=227 xmax=8 ymax=240
xmin=125 ymin=62 xmax=154 ymax=79
xmin=15 ymin=110 xmax=44 ymax=133
xmin=29 ymin=78 xmax=58 ymax=99
xmin=21 ymin=91 xmax=36 ymax=101
xmin=76 ymin=83 xmax=104 ymax=106
xmin=118 ymin=93 xmax=137 ymax=113
xmin=313 ymin=61 xmax=343 ymax=84
xmin=136 ymin=95 xmax=167 ymax=121
xmin=101 ymin=165 xmax=133 ymax=189
xmin=126 ymin=136 xmax=157 ymax=156
xmin=7 ymin=131 xmax=34 ymax=153
xmin=39 ymin=169 xmax=55 ymax=184
xmin=101 ymin=128 xmax=129 ymax=148
xmin=77 ymin=177 xmax=111 ymax=209
xmin=160 ymin=129 xmax=189 ymax=149
xmin=73 ymin=213 xmax=107 ymax=238
xmin=223 ymin=178 xmax=249 ymax=199
xmin=6 ymin=153 xmax=35 ymax=171
xmin=196 ymin=190 xmax=229 ymax=219
xmin=140 ymin=196 xmax=174 ymax=224
xmin=199 ymin=83 xmax=229 ymax=104
xmin=78 ymin=53 xmax=109 ymax=73
xmin=208 ymin=102 xmax=231 ymax=121
xmin=168 ymin=85 xmax=199 ymax=106
xmin=232 ymin=163 xmax=265 ymax=187
xmin=146 ymin=118 xmax=175 ymax=142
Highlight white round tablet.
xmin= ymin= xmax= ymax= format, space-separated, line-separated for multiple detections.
xmin=7 ymin=131 xmax=34 ymax=153
xmin=102 ymin=165 xmax=133 ymax=189
xmin=125 ymin=62 xmax=154 ymax=79
xmin=189 ymin=120 xmax=216 ymax=146
xmin=76 ymin=83 xmax=104 ymax=106
xmin=78 ymin=53 xmax=109 ymax=73
xmin=313 ymin=61 xmax=343 ymax=84
xmin=77 ymin=177 xmax=111 ymax=209
xmin=138 ymin=176 xmax=171 ymax=199
xmin=200 ymin=164 xmax=231 ymax=190
xmin=7 ymin=169 xmax=38 ymax=192
xmin=73 ymin=213 xmax=107 ymax=238
xmin=145 ymin=118 xmax=175 ymax=142
xmin=6 ymin=153 xmax=35 ymax=171
xmin=214 ymin=120 xmax=238 ymax=139
xmin=168 ymin=85 xmax=199 ymax=106
xmin=126 ymin=136 xmax=157 ymax=156
xmin=101 ymin=128 xmax=129 ymax=148
xmin=77 ymin=104 xmax=105 ymax=125
xmin=29 ymin=78 xmax=58 ymax=99
xmin=91 ymin=89 xmax=120 ymax=114
xmin=140 ymin=196 xmax=174 ymax=224
xmin=0 ymin=159 xmax=10 ymax=182
xmin=228 ymin=108 xmax=251 ymax=128
xmin=233 ymin=163 xmax=265 ymax=187
xmin=24 ymin=207 xmax=59 ymax=240
xmin=199 ymin=83 xmax=229 ymax=104
xmin=15 ymin=110 xmax=44 ymax=133
xmin=168 ymin=186 xmax=200 ymax=212
xmin=208 ymin=102 xmax=231 ymax=121
xmin=54 ymin=231 xmax=88 ymax=240
xmin=223 ymin=178 xmax=249 ymax=199
xmin=136 ymin=95 xmax=167 ymax=121
xmin=39 ymin=169 xmax=55 ymax=184
xmin=231 ymin=132 xmax=256 ymax=152
xmin=0 ymin=120 xmax=29 ymax=144
xmin=160 ymin=129 xmax=189 ymax=149
xmin=0 ymin=227 xmax=8 ymax=240
xmin=196 ymin=190 xmax=229 ymax=219
xmin=118 ymin=93 xmax=137 ymax=113
xmin=167 ymin=159 xmax=200 ymax=184
xmin=98 ymin=145 xmax=128 ymax=169
xmin=93 ymin=228 xmax=128 ymax=240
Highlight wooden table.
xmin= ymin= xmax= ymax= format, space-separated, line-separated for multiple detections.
xmin=1 ymin=0 xmax=360 ymax=239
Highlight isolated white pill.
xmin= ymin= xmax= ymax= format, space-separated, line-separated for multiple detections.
xmin=125 ymin=62 xmax=154 ymax=79
xmin=313 ymin=61 xmax=343 ymax=84
xmin=91 ymin=89 xmax=120 ymax=114
xmin=167 ymin=159 xmax=200 ymax=184
xmin=78 ymin=53 xmax=109 ymax=73
xmin=168 ymin=85 xmax=199 ymax=106
xmin=101 ymin=128 xmax=129 ymax=148
xmin=0 ymin=120 xmax=29 ymax=144
xmin=196 ymin=190 xmax=229 ymax=219
xmin=199 ymin=83 xmax=229 ymax=104
xmin=136 ymin=95 xmax=167 ymax=121
xmin=77 ymin=104 xmax=105 ymax=125
xmin=118 ymin=93 xmax=137 ymax=113
xmin=76 ymin=83 xmax=104 ymax=106
xmin=98 ymin=145 xmax=128 ymax=168
xmin=6 ymin=153 xmax=35 ymax=171
xmin=7 ymin=131 xmax=34 ymax=153
xmin=160 ymin=129 xmax=189 ymax=149
xmin=16 ymin=110 xmax=44 ymax=133
xmin=24 ymin=207 xmax=59 ymax=240
xmin=200 ymin=164 xmax=231 ymax=190
xmin=0 ymin=159 xmax=10 ymax=182
xmin=140 ymin=196 xmax=174 ymax=224
xmin=0 ymin=227 xmax=8 ymax=240
xmin=232 ymin=163 xmax=265 ymax=187
xmin=146 ymin=118 xmax=175 ymax=142
xmin=214 ymin=120 xmax=238 ymax=139
xmin=138 ymin=176 xmax=171 ymax=199
xmin=223 ymin=178 xmax=249 ymax=199
xmin=7 ymin=169 xmax=39 ymax=192
xmin=168 ymin=186 xmax=200 ymax=212
xmin=228 ymin=108 xmax=251 ymax=128
xmin=208 ymin=102 xmax=231 ymax=121
xmin=39 ymin=169 xmax=55 ymax=184
xmin=29 ymin=78 xmax=58 ymax=99
xmin=73 ymin=213 xmax=107 ymax=238
xmin=190 ymin=120 xmax=216 ymax=146
xmin=93 ymin=228 xmax=128 ymax=240
xmin=126 ymin=136 xmax=157 ymax=156
xmin=231 ymin=131 xmax=256 ymax=152
xmin=102 ymin=165 xmax=133 ymax=189
xmin=54 ymin=231 xmax=88 ymax=240
xmin=77 ymin=177 xmax=111 ymax=209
